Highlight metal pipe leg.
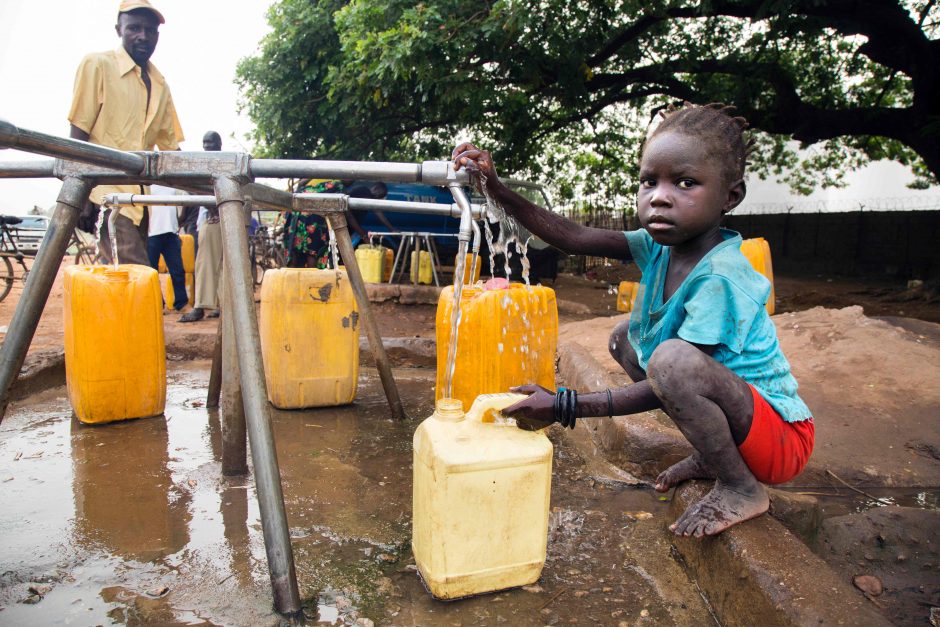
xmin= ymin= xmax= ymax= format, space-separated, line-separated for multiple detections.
xmin=215 ymin=176 xmax=301 ymax=618
xmin=330 ymin=213 xmax=405 ymax=421
xmin=426 ymin=235 xmax=440 ymax=287
xmin=388 ymin=236 xmax=406 ymax=284
xmin=0 ymin=176 xmax=91 ymax=420
xmin=219 ymin=278 xmax=247 ymax=476
xmin=207 ymin=318 xmax=223 ymax=409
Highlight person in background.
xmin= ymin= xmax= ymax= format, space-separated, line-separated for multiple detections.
xmin=180 ymin=132 xmax=223 ymax=322
xmin=147 ymin=185 xmax=188 ymax=313
xmin=69 ymin=0 xmax=183 ymax=265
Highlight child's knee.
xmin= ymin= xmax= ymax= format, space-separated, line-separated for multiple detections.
xmin=608 ymin=320 xmax=631 ymax=361
xmin=647 ymin=339 xmax=704 ymax=387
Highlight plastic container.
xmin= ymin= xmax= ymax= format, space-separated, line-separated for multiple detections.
xmin=740 ymin=237 xmax=775 ymax=315
xmin=355 ymin=245 xmax=385 ymax=283
xmin=64 ymin=264 xmax=166 ymax=424
xmin=259 ymin=268 xmax=359 ymax=408
xmin=410 ymin=250 xmax=432 ymax=285
xmin=382 ymin=247 xmax=394 ymax=282
xmin=160 ymin=272 xmax=194 ymax=310
xmin=616 ymin=280 xmax=640 ymax=313
xmin=459 ymin=253 xmax=481 ymax=285
xmin=413 ymin=393 xmax=553 ymax=599
xmin=435 ymin=283 xmax=558 ymax=410
xmin=158 ymin=233 xmax=195 ymax=274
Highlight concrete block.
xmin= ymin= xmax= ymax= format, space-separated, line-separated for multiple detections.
xmin=670 ymin=481 xmax=891 ymax=627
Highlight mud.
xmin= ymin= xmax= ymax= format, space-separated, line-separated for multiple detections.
xmin=0 ymin=363 xmax=714 ymax=625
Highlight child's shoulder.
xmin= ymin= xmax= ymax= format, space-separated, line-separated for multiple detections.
xmin=693 ymin=237 xmax=771 ymax=305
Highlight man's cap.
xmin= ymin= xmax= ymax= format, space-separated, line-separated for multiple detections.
xmin=118 ymin=0 xmax=165 ymax=24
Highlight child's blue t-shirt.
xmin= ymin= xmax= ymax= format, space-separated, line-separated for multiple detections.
xmin=624 ymin=228 xmax=812 ymax=423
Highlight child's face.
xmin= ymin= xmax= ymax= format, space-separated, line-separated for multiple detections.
xmin=636 ymin=131 xmax=742 ymax=248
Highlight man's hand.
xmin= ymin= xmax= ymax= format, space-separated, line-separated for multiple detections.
xmin=504 ymin=383 xmax=557 ymax=431
xmin=76 ymin=201 xmax=100 ymax=234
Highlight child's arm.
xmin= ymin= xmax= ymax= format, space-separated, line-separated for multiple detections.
xmin=506 ymin=344 xmax=717 ymax=429
xmin=452 ymin=143 xmax=632 ymax=260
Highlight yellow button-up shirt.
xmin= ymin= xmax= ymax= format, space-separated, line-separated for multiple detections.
xmin=68 ymin=47 xmax=184 ymax=223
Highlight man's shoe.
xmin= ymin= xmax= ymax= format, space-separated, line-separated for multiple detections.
xmin=206 ymin=309 xmax=220 ymax=319
xmin=179 ymin=307 xmax=205 ymax=323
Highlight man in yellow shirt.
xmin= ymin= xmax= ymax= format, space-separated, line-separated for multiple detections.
xmin=68 ymin=0 xmax=184 ymax=265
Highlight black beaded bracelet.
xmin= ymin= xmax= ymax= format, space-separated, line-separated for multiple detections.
xmin=553 ymin=387 xmax=578 ymax=429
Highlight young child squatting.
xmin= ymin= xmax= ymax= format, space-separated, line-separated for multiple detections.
xmin=452 ymin=103 xmax=814 ymax=537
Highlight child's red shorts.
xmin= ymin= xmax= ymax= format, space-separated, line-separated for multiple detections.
xmin=738 ymin=384 xmax=814 ymax=485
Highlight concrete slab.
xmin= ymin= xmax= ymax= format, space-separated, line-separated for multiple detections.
xmin=670 ymin=482 xmax=892 ymax=627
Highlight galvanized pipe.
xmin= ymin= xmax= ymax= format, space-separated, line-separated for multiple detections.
xmin=207 ymin=321 xmax=223 ymax=410
xmin=0 ymin=176 xmax=92 ymax=419
xmin=112 ymin=191 xmax=485 ymax=219
xmin=0 ymin=159 xmax=55 ymax=178
xmin=251 ymin=159 xmax=421 ymax=182
xmin=219 ymin=279 xmax=247 ymax=475
xmin=0 ymin=119 xmax=146 ymax=173
xmin=105 ymin=193 xmax=217 ymax=207
xmin=215 ymin=176 xmax=301 ymax=618
xmin=328 ymin=212 xmax=405 ymax=421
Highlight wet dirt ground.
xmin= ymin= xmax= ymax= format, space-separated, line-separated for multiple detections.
xmin=0 ymin=363 xmax=715 ymax=626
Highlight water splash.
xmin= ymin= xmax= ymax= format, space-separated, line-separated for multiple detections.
xmin=326 ymin=218 xmax=340 ymax=270
xmin=92 ymin=207 xmax=107 ymax=264
xmin=107 ymin=206 xmax=120 ymax=269
xmin=442 ymin=239 xmax=470 ymax=399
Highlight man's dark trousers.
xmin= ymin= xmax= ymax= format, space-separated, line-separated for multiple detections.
xmin=147 ymin=232 xmax=188 ymax=310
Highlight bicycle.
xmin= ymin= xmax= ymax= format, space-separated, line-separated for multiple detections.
xmin=0 ymin=215 xmax=32 ymax=302
xmin=71 ymin=228 xmax=101 ymax=265
xmin=248 ymin=223 xmax=288 ymax=286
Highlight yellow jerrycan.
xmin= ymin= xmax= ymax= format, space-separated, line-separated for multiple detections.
xmin=458 ymin=253 xmax=481 ymax=284
xmin=410 ymin=250 xmax=433 ymax=284
xmin=259 ymin=268 xmax=359 ymax=408
xmin=413 ymin=393 xmax=553 ymax=599
xmin=64 ymin=265 xmax=166 ymax=424
xmin=435 ymin=283 xmax=558 ymax=410
xmin=354 ymin=244 xmax=385 ymax=283
xmin=740 ymin=237 xmax=775 ymax=315
xmin=160 ymin=272 xmax=195 ymax=310
xmin=158 ymin=233 xmax=195 ymax=274
xmin=616 ymin=280 xmax=640 ymax=313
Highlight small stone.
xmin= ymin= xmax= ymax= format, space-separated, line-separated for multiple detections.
xmin=377 ymin=553 xmax=398 ymax=563
xmin=929 ymin=607 xmax=939 ymax=627
xmin=610 ymin=610 xmax=623 ymax=618
xmin=640 ymin=608 xmax=650 ymax=617
xmin=522 ymin=584 xmax=543 ymax=593
xmin=567 ymin=569 xmax=581 ymax=575
xmin=356 ymin=619 xmax=374 ymax=627
xmin=602 ymin=587 xmax=613 ymax=592
xmin=574 ymin=590 xmax=589 ymax=598
xmin=335 ymin=597 xmax=353 ymax=611
xmin=147 ymin=585 xmax=169 ymax=597
xmin=853 ymin=575 xmax=883 ymax=597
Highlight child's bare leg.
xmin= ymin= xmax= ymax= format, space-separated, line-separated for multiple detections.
xmin=646 ymin=339 xmax=768 ymax=537
xmin=608 ymin=320 xmax=648 ymax=383
xmin=610 ymin=323 xmax=715 ymax=490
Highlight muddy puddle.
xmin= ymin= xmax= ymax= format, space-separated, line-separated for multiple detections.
xmin=0 ymin=363 xmax=714 ymax=625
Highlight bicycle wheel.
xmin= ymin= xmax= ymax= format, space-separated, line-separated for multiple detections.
xmin=0 ymin=256 xmax=14 ymax=302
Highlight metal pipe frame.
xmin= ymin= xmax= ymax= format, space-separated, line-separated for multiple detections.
xmin=0 ymin=122 xmax=484 ymax=617
xmin=216 ymin=176 xmax=301 ymax=617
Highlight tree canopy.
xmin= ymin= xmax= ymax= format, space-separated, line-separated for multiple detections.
xmin=236 ymin=0 xmax=939 ymax=203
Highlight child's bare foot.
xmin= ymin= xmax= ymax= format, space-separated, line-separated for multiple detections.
xmin=669 ymin=480 xmax=769 ymax=537
xmin=654 ymin=454 xmax=713 ymax=492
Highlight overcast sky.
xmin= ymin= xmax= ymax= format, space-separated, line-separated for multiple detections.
xmin=0 ymin=0 xmax=272 ymax=213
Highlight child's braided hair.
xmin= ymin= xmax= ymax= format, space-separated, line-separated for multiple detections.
xmin=644 ymin=102 xmax=753 ymax=184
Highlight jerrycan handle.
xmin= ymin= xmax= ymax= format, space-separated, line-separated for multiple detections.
xmin=465 ymin=393 xmax=528 ymax=424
